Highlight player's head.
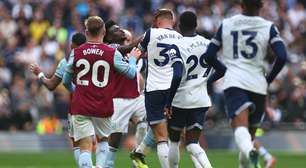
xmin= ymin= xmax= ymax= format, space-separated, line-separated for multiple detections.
xmin=123 ymin=29 xmax=132 ymax=45
xmin=153 ymin=8 xmax=175 ymax=28
xmin=104 ymin=19 xmax=126 ymax=44
xmin=241 ymin=0 xmax=263 ymax=15
xmin=179 ymin=11 xmax=197 ymax=35
xmin=84 ymin=16 xmax=105 ymax=41
xmin=71 ymin=32 xmax=86 ymax=49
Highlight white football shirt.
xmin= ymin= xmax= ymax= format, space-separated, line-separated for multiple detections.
xmin=172 ymin=35 xmax=212 ymax=108
xmin=139 ymin=28 xmax=183 ymax=92
xmin=211 ymin=14 xmax=283 ymax=95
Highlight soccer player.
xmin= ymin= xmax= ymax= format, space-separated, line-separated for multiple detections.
xmin=203 ymin=0 xmax=287 ymax=168
xmin=137 ymin=9 xmax=184 ymax=168
xmin=168 ymin=11 xmax=220 ymax=168
xmin=29 ymin=33 xmax=86 ymax=91
xmin=63 ymin=16 xmax=141 ymax=168
xmin=102 ymin=20 xmax=147 ymax=168
xmin=29 ymin=32 xmax=86 ymax=165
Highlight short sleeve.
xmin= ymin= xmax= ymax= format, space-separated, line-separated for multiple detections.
xmin=269 ymin=24 xmax=283 ymax=44
xmin=65 ymin=49 xmax=75 ymax=73
xmin=55 ymin=58 xmax=67 ymax=78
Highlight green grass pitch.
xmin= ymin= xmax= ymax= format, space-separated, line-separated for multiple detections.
xmin=0 ymin=150 xmax=305 ymax=168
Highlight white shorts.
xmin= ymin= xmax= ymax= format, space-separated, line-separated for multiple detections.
xmin=71 ymin=115 xmax=113 ymax=141
xmin=67 ymin=113 xmax=74 ymax=137
xmin=112 ymin=95 xmax=146 ymax=133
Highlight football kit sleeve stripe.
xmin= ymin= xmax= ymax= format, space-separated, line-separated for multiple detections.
xmin=269 ymin=25 xmax=283 ymax=44
xmin=113 ymin=49 xmax=137 ymax=79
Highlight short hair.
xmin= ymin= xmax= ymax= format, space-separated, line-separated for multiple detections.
xmin=105 ymin=20 xmax=117 ymax=32
xmin=85 ymin=16 xmax=105 ymax=36
xmin=179 ymin=11 xmax=197 ymax=30
xmin=241 ymin=0 xmax=263 ymax=10
xmin=153 ymin=8 xmax=174 ymax=21
xmin=72 ymin=33 xmax=86 ymax=46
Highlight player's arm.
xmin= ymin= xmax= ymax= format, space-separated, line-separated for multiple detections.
xmin=167 ymin=60 xmax=184 ymax=107
xmin=138 ymin=29 xmax=150 ymax=53
xmin=63 ymin=50 xmax=75 ymax=92
xmin=29 ymin=64 xmax=62 ymax=91
xmin=117 ymin=36 xmax=144 ymax=55
xmin=266 ymin=25 xmax=287 ymax=84
xmin=114 ymin=48 xmax=141 ymax=79
xmin=202 ymin=24 xmax=227 ymax=84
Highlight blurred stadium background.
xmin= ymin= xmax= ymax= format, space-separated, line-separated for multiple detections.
xmin=0 ymin=0 xmax=305 ymax=167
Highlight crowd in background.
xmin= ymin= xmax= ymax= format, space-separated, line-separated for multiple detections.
xmin=0 ymin=0 xmax=305 ymax=132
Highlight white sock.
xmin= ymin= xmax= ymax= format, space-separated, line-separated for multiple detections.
xmin=136 ymin=122 xmax=148 ymax=145
xmin=168 ymin=141 xmax=180 ymax=168
xmin=104 ymin=146 xmax=118 ymax=168
xmin=191 ymin=155 xmax=203 ymax=168
xmin=258 ymin=146 xmax=272 ymax=161
xmin=186 ymin=143 xmax=212 ymax=168
xmin=96 ymin=141 xmax=109 ymax=167
xmin=157 ymin=142 xmax=170 ymax=168
xmin=239 ymin=151 xmax=250 ymax=168
xmin=78 ymin=151 xmax=93 ymax=168
xmin=73 ymin=147 xmax=81 ymax=165
xmin=234 ymin=127 xmax=253 ymax=159
xmin=136 ymin=142 xmax=150 ymax=155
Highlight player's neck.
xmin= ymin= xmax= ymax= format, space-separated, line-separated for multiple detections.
xmin=87 ymin=37 xmax=104 ymax=44
xmin=182 ymin=31 xmax=196 ymax=37
xmin=243 ymin=10 xmax=259 ymax=16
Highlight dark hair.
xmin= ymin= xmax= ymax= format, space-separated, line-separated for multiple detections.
xmin=241 ymin=0 xmax=263 ymax=10
xmin=179 ymin=11 xmax=197 ymax=31
xmin=105 ymin=20 xmax=117 ymax=32
xmin=72 ymin=33 xmax=86 ymax=46
xmin=85 ymin=16 xmax=105 ymax=36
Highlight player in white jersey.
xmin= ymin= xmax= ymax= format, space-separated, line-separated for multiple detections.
xmin=203 ymin=0 xmax=287 ymax=168
xmin=138 ymin=9 xmax=184 ymax=168
xmin=168 ymin=11 xmax=220 ymax=168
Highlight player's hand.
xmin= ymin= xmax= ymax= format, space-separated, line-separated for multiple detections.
xmin=128 ymin=47 xmax=142 ymax=60
xmin=29 ymin=64 xmax=41 ymax=76
xmin=164 ymin=106 xmax=173 ymax=119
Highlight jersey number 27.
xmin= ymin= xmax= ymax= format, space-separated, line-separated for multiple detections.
xmin=76 ymin=59 xmax=110 ymax=88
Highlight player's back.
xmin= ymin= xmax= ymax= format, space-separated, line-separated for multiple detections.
xmin=71 ymin=42 xmax=116 ymax=118
xmin=221 ymin=14 xmax=274 ymax=94
xmin=172 ymin=35 xmax=212 ymax=108
xmin=145 ymin=28 xmax=182 ymax=92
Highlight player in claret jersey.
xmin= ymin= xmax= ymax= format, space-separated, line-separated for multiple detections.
xmin=29 ymin=32 xmax=86 ymax=165
xmin=137 ymin=9 xmax=184 ymax=168
xmin=102 ymin=20 xmax=147 ymax=168
xmin=63 ymin=16 xmax=141 ymax=168
xmin=203 ymin=0 xmax=287 ymax=167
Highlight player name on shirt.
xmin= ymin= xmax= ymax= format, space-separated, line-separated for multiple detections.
xmin=83 ymin=48 xmax=104 ymax=56
xmin=156 ymin=33 xmax=181 ymax=41
xmin=186 ymin=41 xmax=208 ymax=53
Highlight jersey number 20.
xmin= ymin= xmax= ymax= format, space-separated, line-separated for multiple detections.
xmin=231 ymin=30 xmax=258 ymax=59
xmin=76 ymin=59 xmax=110 ymax=88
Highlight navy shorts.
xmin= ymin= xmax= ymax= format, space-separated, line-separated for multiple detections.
xmin=168 ymin=106 xmax=209 ymax=131
xmin=145 ymin=90 xmax=170 ymax=125
xmin=224 ymin=87 xmax=266 ymax=126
